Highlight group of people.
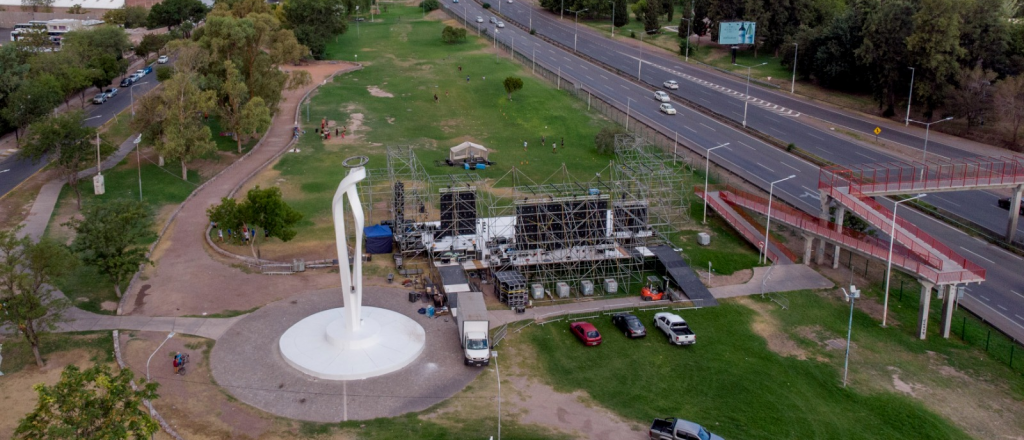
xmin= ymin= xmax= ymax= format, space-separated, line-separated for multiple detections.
xmin=214 ymin=221 xmax=268 ymax=244
xmin=524 ymin=135 xmax=566 ymax=153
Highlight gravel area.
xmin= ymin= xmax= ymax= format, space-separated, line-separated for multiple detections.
xmin=209 ymin=286 xmax=482 ymax=422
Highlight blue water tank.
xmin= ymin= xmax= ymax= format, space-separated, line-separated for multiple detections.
xmin=476 ymin=163 xmax=486 ymax=170
xmin=588 ymin=188 xmax=600 ymax=195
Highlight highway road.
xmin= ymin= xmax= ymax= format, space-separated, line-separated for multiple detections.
xmin=0 ymin=65 xmax=161 ymax=196
xmin=445 ymin=2 xmax=1024 ymax=341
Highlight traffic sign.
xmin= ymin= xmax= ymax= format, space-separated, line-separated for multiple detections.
xmin=873 ymin=127 xmax=881 ymax=135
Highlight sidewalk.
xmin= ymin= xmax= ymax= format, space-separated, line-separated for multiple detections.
xmin=58 ymin=307 xmax=242 ymax=340
xmin=487 ymin=263 xmax=833 ymax=328
xmin=18 ymin=135 xmax=141 ymax=240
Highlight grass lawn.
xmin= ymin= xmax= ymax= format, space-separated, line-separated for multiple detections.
xmin=0 ymin=332 xmax=115 ymax=375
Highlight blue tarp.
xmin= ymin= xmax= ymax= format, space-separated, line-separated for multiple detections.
xmin=364 ymin=225 xmax=393 ymax=254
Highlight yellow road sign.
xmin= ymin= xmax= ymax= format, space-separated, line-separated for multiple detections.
xmin=874 ymin=127 xmax=882 ymax=135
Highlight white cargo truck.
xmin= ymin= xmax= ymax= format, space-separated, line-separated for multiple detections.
xmin=456 ymin=292 xmax=490 ymax=367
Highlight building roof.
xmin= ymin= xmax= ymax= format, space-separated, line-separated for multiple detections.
xmin=0 ymin=0 xmax=125 ymax=9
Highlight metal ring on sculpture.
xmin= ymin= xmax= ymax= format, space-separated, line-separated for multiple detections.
xmin=343 ymin=156 xmax=369 ymax=168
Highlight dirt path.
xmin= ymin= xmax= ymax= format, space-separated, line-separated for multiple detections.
xmin=123 ymin=63 xmax=358 ymax=317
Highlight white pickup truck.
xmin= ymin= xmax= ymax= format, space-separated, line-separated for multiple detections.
xmin=654 ymin=312 xmax=695 ymax=345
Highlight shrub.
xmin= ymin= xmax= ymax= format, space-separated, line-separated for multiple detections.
xmin=156 ymin=66 xmax=173 ymax=82
xmin=786 ymin=143 xmax=795 ymax=152
xmin=530 ymin=28 xmax=536 ymax=35
xmin=482 ymin=2 xmax=491 ymax=8
xmin=630 ymin=30 xmax=636 ymax=38
xmin=595 ymin=126 xmax=627 ymax=154
xmin=420 ymin=0 xmax=440 ymax=12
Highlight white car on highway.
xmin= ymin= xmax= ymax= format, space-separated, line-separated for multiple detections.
xmin=663 ymin=80 xmax=679 ymax=90
xmin=476 ymin=16 xmax=484 ymax=23
xmin=496 ymin=21 xmax=505 ymax=28
xmin=660 ymin=103 xmax=677 ymax=115
xmin=158 ymin=55 xmax=169 ymax=64
xmin=653 ymin=90 xmax=671 ymax=102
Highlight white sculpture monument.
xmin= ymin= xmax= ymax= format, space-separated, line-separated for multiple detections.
xmin=279 ymin=156 xmax=425 ymax=380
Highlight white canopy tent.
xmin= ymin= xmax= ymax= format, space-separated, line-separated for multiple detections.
xmin=449 ymin=142 xmax=490 ymax=163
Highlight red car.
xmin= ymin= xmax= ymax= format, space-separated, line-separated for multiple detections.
xmin=570 ymin=321 xmax=602 ymax=346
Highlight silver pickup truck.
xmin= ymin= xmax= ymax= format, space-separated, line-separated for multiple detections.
xmin=649 ymin=418 xmax=724 ymax=440
xmin=654 ymin=312 xmax=695 ymax=345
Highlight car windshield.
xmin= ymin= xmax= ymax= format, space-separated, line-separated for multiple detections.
xmin=467 ymin=339 xmax=488 ymax=350
xmin=586 ymin=331 xmax=599 ymax=338
xmin=698 ymin=427 xmax=711 ymax=440
xmin=628 ymin=319 xmax=642 ymax=329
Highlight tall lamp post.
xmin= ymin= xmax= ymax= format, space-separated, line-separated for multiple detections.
xmin=908 ymin=117 xmax=953 ymax=165
xmin=681 ymin=18 xmax=692 ymax=61
xmin=882 ymin=194 xmax=925 ymax=327
xmin=625 ymin=97 xmax=634 ymax=130
xmin=146 ymin=332 xmax=175 ymax=381
xmin=761 ymin=175 xmax=797 ymax=264
xmin=637 ymin=30 xmax=657 ymax=80
xmin=570 ymin=8 xmax=588 ymax=52
xmin=733 ymin=61 xmax=767 ymax=96
xmin=790 ymin=43 xmax=798 ymax=94
xmin=905 ymin=67 xmax=915 ymax=126
xmin=130 ymin=81 xmax=149 ymax=118
xmin=702 ymin=143 xmax=729 ymax=224
xmin=607 ymin=0 xmax=615 ymax=37
xmin=841 ymin=285 xmax=860 ymax=387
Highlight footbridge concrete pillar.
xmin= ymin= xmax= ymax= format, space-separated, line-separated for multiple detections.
xmin=832 ymin=207 xmax=845 ymax=269
xmin=817 ymin=192 xmax=830 ymax=265
xmin=917 ymin=281 xmax=935 ymax=340
xmin=802 ymin=235 xmax=814 ymax=266
xmin=1007 ymin=184 xmax=1023 ymax=243
xmin=940 ymin=284 xmax=959 ymax=339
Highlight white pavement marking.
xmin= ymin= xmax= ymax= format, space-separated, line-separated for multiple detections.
xmin=586 ymin=75 xmax=594 ymax=81
xmin=933 ymin=196 xmax=961 ymax=207
xmin=1017 ymin=314 xmax=1024 ymax=321
xmin=807 ymin=133 xmax=825 ymax=141
xmin=980 ymin=295 xmax=991 ymax=301
xmin=700 ymin=98 xmax=711 ymax=104
xmin=620 ymin=85 xmax=630 ymax=90
xmin=966 ymin=294 xmax=1024 ymax=330
xmin=854 ymin=151 xmax=876 ymax=160
xmin=959 ymin=246 xmax=996 ymax=264
xmin=699 ymin=123 xmax=717 ymax=132
xmin=600 ymin=74 xmax=608 ymax=80
xmin=1013 ymin=290 xmax=1024 ymax=299
xmin=685 ymin=126 xmax=698 ymax=133
xmin=738 ymin=141 xmax=755 ymax=150
xmin=580 ymin=65 xmax=588 ymax=70
xmin=757 ymin=163 xmax=775 ymax=173
xmin=998 ymin=304 xmax=1009 ymax=311
xmin=781 ymin=162 xmax=801 ymax=172
xmin=768 ymin=127 xmax=786 ymax=135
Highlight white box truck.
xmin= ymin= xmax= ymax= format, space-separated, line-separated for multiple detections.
xmin=456 ymin=292 xmax=490 ymax=367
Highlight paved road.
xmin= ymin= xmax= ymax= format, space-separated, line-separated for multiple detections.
xmin=447 ymin=3 xmax=1024 ymax=341
xmin=0 ymin=63 xmax=162 ymax=196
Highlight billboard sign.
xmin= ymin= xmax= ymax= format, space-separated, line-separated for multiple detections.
xmin=719 ymin=21 xmax=756 ymax=45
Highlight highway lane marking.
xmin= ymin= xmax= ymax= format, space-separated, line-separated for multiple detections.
xmin=700 ymin=98 xmax=711 ymax=104
xmin=933 ymin=196 xmax=961 ymax=207
xmin=781 ymin=162 xmax=801 ymax=172
xmin=563 ymin=57 xmax=571 ymax=62
xmin=854 ymin=151 xmax=875 ymax=160
xmin=699 ymin=123 xmax=716 ymax=132
xmin=621 ymin=85 xmax=630 ymax=90
xmin=998 ymin=304 xmax=1009 ymax=311
xmin=757 ymin=163 xmax=775 ymax=173
xmin=964 ymin=294 xmax=1024 ymax=330
xmin=959 ymin=246 xmax=996 ymax=264
xmin=1017 ymin=314 xmax=1024 ymax=321
xmin=807 ymin=133 xmax=825 ymax=141
xmin=685 ymin=126 xmax=698 ymax=133
xmin=580 ymin=65 xmax=588 ymax=70
xmin=600 ymin=74 xmax=608 ymax=80
xmin=737 ymin=141 xmax=755 ymax=150
xmin=586 ymin=75 xmax=594 ymax=81
xmin=733 ymin=111 xmax=742 ymax=117
xmin=0 ymin=169 xmax=8 ymax=174
xmin=768 ymin=127 xmax=786 ymax=135
xmin=980 ymin=295 xmax=991 ymax=301
xmin=1013 ymin=290 xmax=1024 ymax=299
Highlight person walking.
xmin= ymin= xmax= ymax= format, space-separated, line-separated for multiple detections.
xmin=466 ymin=75 xmax=470 ymax=82
xmin=561 ymin=137 xmax=564 ymax=148
xmin=434 ymin=93 xmax=439 ymax=103
xmin=552 ymin=143 xmax=556 ymax=154
xmin=523 ymin=140 xmax=528 ymax=151
xmin=459 ymin=65 xmax=462 ymax=72
xmin=218 ymin=229 xmax=223 ymax=242
xmin=541 ymin=135 xmax=545 ymax=146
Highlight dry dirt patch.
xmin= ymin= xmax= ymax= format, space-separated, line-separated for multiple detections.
xmin=0 ymin=350 xmax=100 ymax=439
xmin=695 ymin=268 xmax=753 ymax=287
xmin=367 ymin=85 xmax=394 ymax=97
xmin=735 ymin=297 xmax=809 ymax=360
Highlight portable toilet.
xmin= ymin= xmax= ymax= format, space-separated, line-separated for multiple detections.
xmin=603 ymin=278 xmax=618 ymax=294
xmin=556 ymin=282 xmax=570 ymax=298
xmin=580 ymin=280 xmax=594 ymax=296
xmin=531 ymin=283 xmax=545 ymax=300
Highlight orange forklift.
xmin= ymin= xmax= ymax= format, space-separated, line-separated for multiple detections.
xmin=640 ymin=276 xmax=666 ymax=301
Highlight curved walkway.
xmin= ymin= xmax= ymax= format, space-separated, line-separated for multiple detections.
xmin=123 ymin=63 xmax=358 ymax=317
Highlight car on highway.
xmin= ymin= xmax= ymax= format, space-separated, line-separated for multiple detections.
xmin=136 ymin=66 xmax=153 ymax=77
xmin=453 ymin=0 xmax=458 ymax=3
xmin=104 ymin=88 xmax=118 ymax=99
xmin=120 ymin=77 xmax=134 ymax=87
xmin=476 ymin=16 xmax=484 ymax=22
xmin=92 ymin=92 xmax=107 ymax=104
xmin=507 ymin=0 xmax=512 ymax=3
xmin=158 ymin=55 xmax=169 ymax=64
xmin=496 ymin=21 xmax=505 ymax=28
xmin=663 ymin=80 xmax=679 ymax=90
xmin=660 ymin=103 xmax=677 ymax=115
xmin=569 ymin=321 xmax=602 ymax=346
xmin=611 ymin=313 xmax=646 ymax=338
xmin=653 ymin=90 xmax=671 ymax=102
xmin=998 ymin=197 xmax=1024 ymax=215
xmin=489 ymin=16 xmax=497 ymax=23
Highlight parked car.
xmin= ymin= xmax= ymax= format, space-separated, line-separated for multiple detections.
xmin=157 ymin=55 xmax=169 ymax=64
xmin=453 ymin=0 xmax=458 ymax=4
xmin=997 ymin=197 xmax=1024 ymax=215
xmin=611 ymin=313 xmax=646 ymax=338
xmin=476 ymin=16 xmax=484 ymax=23
xmin=663 ymin=80 xmax=679 ymax=90
xmin=660 ymin=103 xmax=677 ymax=115
xmin=489 ymin=16 xmax=497 ymax=23
xmin=654 ymin=312 xmax=695 ymax=345
xmin=653 ymin=90 xmax=671 ymax=102
xmin=496 ymin=21 xmax=505 ymax=28
xmin=649 ymin=418 xmax=724 ymax=440
xmin=569 ymin=321 xmax=602 ymax=346
xmin=120 ymin=77 xmax=134 ymax=87
xmin=92 ymin=93 xmax=107 ymax=104
xmin=104 ymin=88 xmax=118 ymax=99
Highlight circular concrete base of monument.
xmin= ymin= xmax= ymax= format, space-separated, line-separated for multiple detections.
xmin=279 ymin=307 xmax=425 ymax=380
xmin=209 ymin=286 xmax=481 ymax=422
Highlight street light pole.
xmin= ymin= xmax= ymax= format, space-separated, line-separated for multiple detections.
xmin=882 ymin=194 xmax=925 ymax=327
xmin=908 ymin=117 xmax=954 ymax=165
xmin=791 ymin=43 xmax=798 ymax=94
xmin=742 ymin=100 xmax=748 ymax=127
xmin=905 ymin=67 xmax=915 ymax=126
xmin=570 ymin=8 xmax=588 ymax=52
xmin=130 ymin=82 xmax=148 ymax=118
xmin=733 ymin=62 xmax=767 ymax=96
xmin=492 ymin=350 xmax=501 ymax=440
xmin=762 ymin=175 xmax=797 ymax=264
xmin=841 ymin=285 xmax=860 ymax=387
xmin=607 ymin=0 xmax=614 ymax=37
xmin=146 ymin=332 xmax=176 ymax=381
xmin=135 ymin=134 xmax=142 ymax=201
xmin=703 ymin=143 xmax=729 ymax=224
xmin=626 ymin=97 xmax=633 ymax=130
xmin=681 ymin=18 xmax=691 ymax=61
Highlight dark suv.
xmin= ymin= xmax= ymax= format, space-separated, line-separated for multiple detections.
xmin=997 ymin=197 xmax=1024 ymax=215
xmin=120 ymin=77 xmax=134 ymax=88
xmin=612 ymin=313 xmax=647 ymax=338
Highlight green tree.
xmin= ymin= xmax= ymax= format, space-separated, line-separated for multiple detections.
xmin=103 ymin=5 xmax=150 ymax=28
xmin=67 ymin=3 xmax=89 ymax=14
xmin=906 ymin=0 xmax=965 ymax=115
xmin=87 ymin=54 xmax=122 ymax=91
xmin=220 ymin=60 xmax=271 ymax=153
xmin=133 ymin=71 xmax=217 ymax=180
xmin=147 ymin=0 xmax=209 ymax=30
xmin=613 ymin=0 xmax=629 ymax=27
xmin=65 ymin=199 xmax=155 ymax=299
xmin=662 ymin=0 xmax=674 ymax=22
xmin=959 ymin=0 xmax=1009 ymax=73
xmin=594 ymin=126 xmax=627 ymax=154
xmin=1 ymin=75 xmax=63 ymax=144
xmin=948 ymin=64 xmax=997 ymax=130
xmin=21 ymin=0 xmax=55 ymax=12
xmin=19 ymin=111 xmax=97 ymax=209
xmin=643 ymin=0 xmax=661 ymax=32
xmin=61 ymin=25 xmax=133 ymax=66
xmin=995 ymin=75 xmax=1024 ymax=146
xmin=420 ymin=0 xmax=440 ymax=11
xmin=0 ymin=228 xmax=76 ymax=368
xmin=858 ymin=0 xmax=914 ymax=115
xmin=283 ymin=0 xmax=348 ymax=59
xmin=208 ymin=186 xmax=303 ymax=258
xmin=503 ymin=76 xmax=524 ymax=100
xmin=0 ymin=44 xmax=29 ymax=133
xmin=135 ymin=33 xmax=169 ymax=62
xmin=809 ymin=8 xmax=867 ymax=91
xmin=15 ymin=364 xmax=159 ymax=439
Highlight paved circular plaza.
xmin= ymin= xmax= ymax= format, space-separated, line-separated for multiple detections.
xmin=210 ymin=286 xmax=482 ymax=422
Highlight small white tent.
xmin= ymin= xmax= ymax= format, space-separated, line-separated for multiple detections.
xmin=449 ymin=142 xmax=490 ymax=163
